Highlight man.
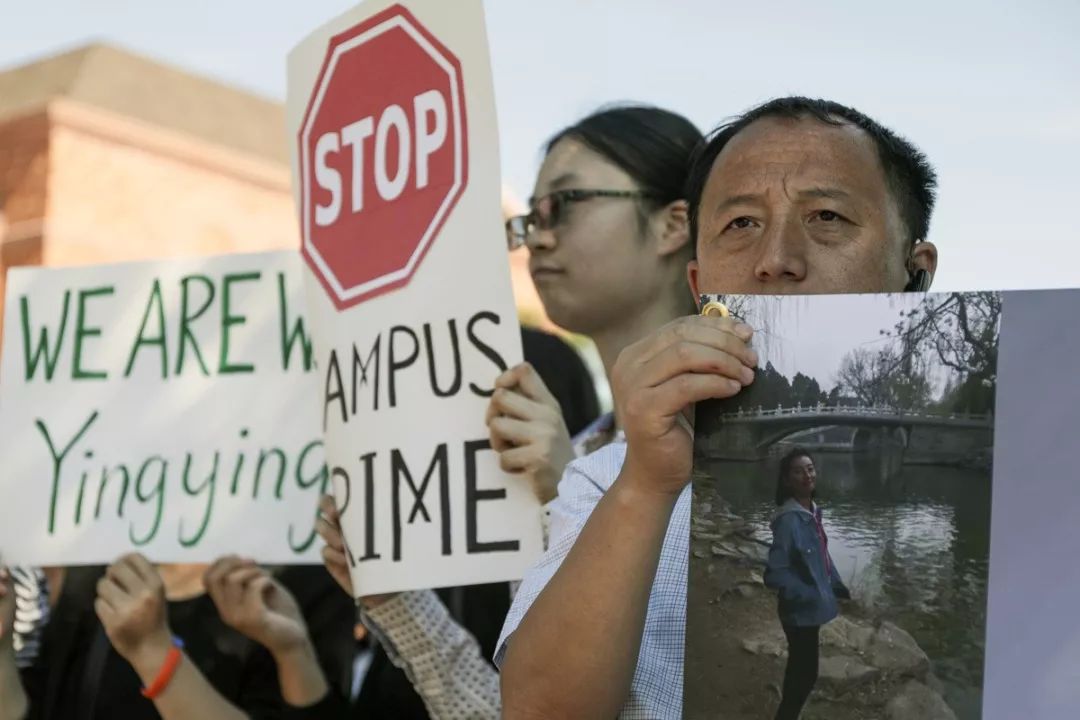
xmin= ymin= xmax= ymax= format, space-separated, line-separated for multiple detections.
xmin=497 ymin=97 xmax=939 ymax=719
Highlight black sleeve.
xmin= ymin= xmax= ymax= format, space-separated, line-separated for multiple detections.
xmin=236 ymin=643 xmax=287 ymax=720
xmin=18 ymin=663 xmax=45 ymax=720
xmin=21 ymin=566 xmax=108 ymax=720
xmin=282 ymin=690 xmax=352 ymax=720
xmin=274 ymin=565 xmax=357 ymax=694
xmin=520 ymin=326 xmax=601 ymax=437
xmin=172 ymin=596 xmax=288 ymax=720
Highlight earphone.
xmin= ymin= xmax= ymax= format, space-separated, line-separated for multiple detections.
xmin=904 ymin=268 xmax=930 ymax=292
xmin=904 ymin=238 xmax=931 ymax=292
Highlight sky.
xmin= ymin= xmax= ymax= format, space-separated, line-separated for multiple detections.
xmin=734 ymin=293 xmax=928 ymax=390
xmin=734 ymin=293 xmax=943 ymax=393
xmin=1 ymin=0 xmax=1079 ymax=293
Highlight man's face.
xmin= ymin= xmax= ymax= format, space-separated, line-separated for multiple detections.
xmin=689 ymin=116 xmax=937 ymax=296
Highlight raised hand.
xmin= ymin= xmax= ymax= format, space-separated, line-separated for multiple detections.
xmin=612 ymin=315 xmax=756 ymax=495
xmin=315 ymin=494 xmax=395 ymax=608
xmin=204 ymin=557 xmax=307 ymax=655
xmin=486 ymin=362 xmax=575 ymax=504
xmin=94 ymin=553 xmax=172 ymax=670
xmin=206 ymin=559 xmax=332 ymax=707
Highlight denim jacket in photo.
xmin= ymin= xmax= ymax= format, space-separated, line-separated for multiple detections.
xmin=763 ymin=499 xmax=850 ymax=627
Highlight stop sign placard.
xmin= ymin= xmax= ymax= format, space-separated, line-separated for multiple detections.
xmin=299 ymin=4 xmax=468 ymax=310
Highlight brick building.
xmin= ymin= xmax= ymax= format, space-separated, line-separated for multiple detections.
xmin=0 ymin=43 xmax=553 ymax=338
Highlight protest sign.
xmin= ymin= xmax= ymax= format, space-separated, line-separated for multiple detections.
xmin=0 ymin=251 xmax=324 ymax=565
xmin=684 ymin=291 xmax=1000 ymax=718
xmin=287 ymin=0 xmax=542 ymax=595
xmin=681 ymin=289 xmax=1079 ymax=719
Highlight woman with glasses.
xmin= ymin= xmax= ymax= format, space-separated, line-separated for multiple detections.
xmin=496 ymin=104 xmax=703 ymax=472
xmin=157 ymin=105 xmax=705 ymax=720
xmin=492 ymin=103 xmax=705 ymax=684
xmin=353 ymin=100 xmax=705 ymax=714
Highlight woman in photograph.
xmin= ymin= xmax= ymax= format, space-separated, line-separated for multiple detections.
xmin=764 ymin=447 xmax=851 ymax=720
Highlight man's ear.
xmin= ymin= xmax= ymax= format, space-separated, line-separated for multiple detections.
xmin=655 ymin=200 xmax=690 ymax=258
xmin=911 ymin=240 xmax=938 ymax=287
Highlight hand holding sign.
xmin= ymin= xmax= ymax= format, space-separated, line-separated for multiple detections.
xmin=614 ymin=315 xmax=757 ymax=496
xmin=94 ymin=554 xmax=173 ymax=672
xmin=486 ymin=363 xmax=574 ymax=504
xmin=315 ymin=495 xmax=394 ymax=608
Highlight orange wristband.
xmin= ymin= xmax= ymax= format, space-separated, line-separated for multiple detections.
xmin=141 ymin=637 xmax=184 ymax=699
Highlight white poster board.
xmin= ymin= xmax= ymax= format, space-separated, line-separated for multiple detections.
xmin=287 ymin=0 xmax=543 ymax=594
xmin=0 ymin=251 xmax=325 ymax=564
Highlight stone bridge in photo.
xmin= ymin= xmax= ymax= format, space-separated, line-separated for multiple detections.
xmin=696 ymin=404 xmax=995 ymax=464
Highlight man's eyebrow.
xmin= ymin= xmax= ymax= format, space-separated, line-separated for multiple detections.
xmin=797 ymin=187 xmax=853 ymax=201
xmin=709 ymin=193 xmax=761 ymax=220
xmin=529 ymin=172 xmax=580 ymax=206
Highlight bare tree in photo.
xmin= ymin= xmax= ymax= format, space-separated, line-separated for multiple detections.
xmin=884 ymin=292 xmax=1002 ymax=414
xmin=836 ymin=346 xmax=934 ymax=411
xmin=836 ymin=348 xmax=891 ymax=407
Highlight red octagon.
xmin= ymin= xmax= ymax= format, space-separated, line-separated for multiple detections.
xmin=299 ymin=4 xmax=467 ymax=310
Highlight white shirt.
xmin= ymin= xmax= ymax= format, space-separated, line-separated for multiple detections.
xmin=495 ymin=442 xmax=692 ymax=719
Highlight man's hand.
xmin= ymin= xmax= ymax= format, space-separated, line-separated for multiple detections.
xmin=486 ymin=362 xmax=574 ymax=504
xmin=315 ymin=495 xmax=396 ymax=609
xmin=204 ymin=557 xmax=308 ymax=656
xmin=612 ymin=315 xmax=756 ymax=496
xmin=94 ymin=554 xmax=172 ymax=672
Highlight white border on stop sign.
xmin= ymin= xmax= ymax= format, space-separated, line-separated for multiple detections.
xmin=287 ymin=0 xmax=541 ymax=597
xmin=299 ymin=13 xmax=465 ymax=303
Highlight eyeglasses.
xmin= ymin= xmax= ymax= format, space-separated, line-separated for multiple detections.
xmin=505 ymin=189 xmax=659 ymax=250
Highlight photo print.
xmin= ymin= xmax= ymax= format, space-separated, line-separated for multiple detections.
xmin=685 ymin=291 xmax=1000 ymax=720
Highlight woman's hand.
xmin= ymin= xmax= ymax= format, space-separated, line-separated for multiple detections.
xmin=205 ymin=560 xmax=330 ymax=708
xmin=94 ymin=554 xmax=173 ymax=672
xmin=485 ymin=362 xmax=574 ymax=504
xmin=204 ymin=557 xmax=308 ymax=656
xmin=316 ymin=495 xmax=396 ymax=609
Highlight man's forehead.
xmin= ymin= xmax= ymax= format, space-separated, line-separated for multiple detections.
xmin=708 ymin=116 xmax=887 ymax=197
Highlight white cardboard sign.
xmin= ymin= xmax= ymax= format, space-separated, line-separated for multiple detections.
xmin=286 ymin=0 xmax=543 ymax=594
xmin=0 ymin=251 xmax=325 ymax=564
